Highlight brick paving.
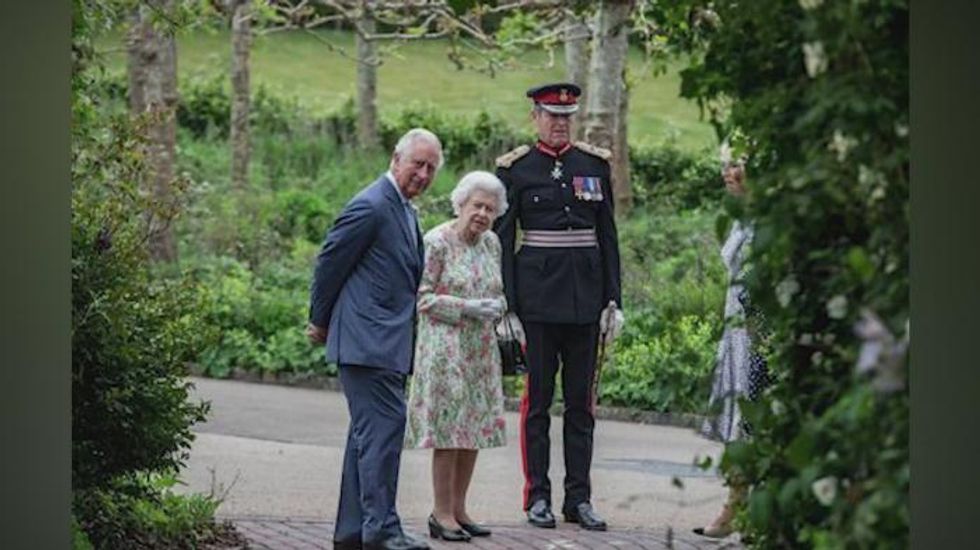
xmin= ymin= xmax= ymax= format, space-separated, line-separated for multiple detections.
xmin=227 ymin=516 xmax=745 ymax=549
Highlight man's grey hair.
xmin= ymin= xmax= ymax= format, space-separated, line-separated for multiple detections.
xmin=393 ymin=127 xmax=445 ymax=170
xmin=451 ymin=170 xmax=508 ymax=217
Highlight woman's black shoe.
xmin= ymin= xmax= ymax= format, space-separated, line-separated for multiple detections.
xmin=458 ymin=521 xmax=491 ymax=537
xmin=427 ymin=514 xmax=471 ymax=542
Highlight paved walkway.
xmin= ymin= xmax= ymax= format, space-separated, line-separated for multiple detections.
xmin=180 ymin=377 xmax=744 ymax=549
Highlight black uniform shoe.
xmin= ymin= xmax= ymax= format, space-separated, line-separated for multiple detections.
xmin=333 ymin=538 xmax=362 ymax=550
xmin=563 ymin=502 xmax=608 ymax=531
xmin=458 ymin=521 xmax=491 ymax=537
xmin=427 ymin=515 xmax=471 ymax=542
xmin=527 ymin=499 xmax=557 ymax=528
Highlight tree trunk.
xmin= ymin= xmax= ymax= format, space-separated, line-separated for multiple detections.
xmin=126 ymin=7 xmax=150 ymax=114
xmin=583 ymin=0 xmax=632 ymax=215
xmin=128 ymin=1 xmax=179 ymax=262
xmin=356 ymin=3 xmax=379 ymax=149
xmin=230 ymin=0 xmax=252 ymax=191
xmin=564 ymin=13 xmax=591 ymax=142
xmin=613 ymin=69 xmax=633 ymax=213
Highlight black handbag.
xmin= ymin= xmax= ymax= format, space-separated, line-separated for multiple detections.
xmin=497 ymin=316 xmax=527 ymax=376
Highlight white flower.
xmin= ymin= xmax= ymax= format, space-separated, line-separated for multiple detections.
xmin=798 ymin=333 xmax=814 ymax=345
xmin=854 ymin=309 xmax=908 ymax=393
xmin=802 ymin=41 xmax=828 ymax=78
xmin=827 ymin=295 xmax=848 ymax=319
xmin=812 ymin=476 xmax=838 ymax=506
xmin=811 ymin=351 xmax=824 ymax=365
xmin=895 ymin=122 xmax=909 ymax=138
xmin=770 ymin=399 xmax=787 ymax=416
xmin=828 ymin=130 xmax=858 ymax=162
xmin=719 ymin=141 xmax=733 ymax=165
xmin=799 ymin=0 xmax=824 ymax=10
xmin=776 ymin=277 xmax=800 ymax=308
xmin=858 ymin=165 xmax=877 ymax=186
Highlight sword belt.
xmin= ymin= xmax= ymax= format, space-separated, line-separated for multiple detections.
xmin=521 ymin=228 xmax=598 ymax=248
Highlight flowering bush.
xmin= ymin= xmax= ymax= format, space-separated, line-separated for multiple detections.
xmin=658 ymin=0 xmax=909 ymax=546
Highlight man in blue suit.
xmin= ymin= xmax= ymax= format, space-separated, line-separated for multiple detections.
xmin=307 ymin=128 xmax=443 ymax=550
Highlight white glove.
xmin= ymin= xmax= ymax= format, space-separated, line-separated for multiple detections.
xmin=599 ymin=301 xmax=625 ymax=343
xmin=462 ymin=298 xmax=505 ymax=320
xmin=496 ymin=312 xmax=526 ymax=347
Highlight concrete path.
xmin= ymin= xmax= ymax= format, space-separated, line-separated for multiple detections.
xmin=179 ymin=377 xmax=744 ymax=549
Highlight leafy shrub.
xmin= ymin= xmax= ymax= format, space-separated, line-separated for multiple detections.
xmin=72 ymin=4 xmax=223 ymax=545
xmin=177 ymin=74 xmax=231 ymax=139
xmin=72 ymin=108 xmax=210 ymax=490
xmin=664 ymin=0 xmax=909 ymax=546
xmin=631 ymin=143 xmax=725 ymax=210
xmin=73 ymin=474 xmax=231 ymax=550
xmin=602 ymin=313 xmax=717 ymax=412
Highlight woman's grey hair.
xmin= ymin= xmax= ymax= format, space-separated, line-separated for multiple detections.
xmin=393 ymin=127 xmax=445 ymax=170
xmin=451 ymin=171 xmax=508 ymax=217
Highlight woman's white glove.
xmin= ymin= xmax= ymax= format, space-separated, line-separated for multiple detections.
xmin=496 ymin=312 xmax=526 ymax=347
xmin=599 ymin=301 xmax=625 ymax=343
xmin=462 ymin=298 xmax=506 ymax=320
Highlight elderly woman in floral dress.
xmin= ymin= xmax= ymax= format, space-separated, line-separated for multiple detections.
xmin=405 ymin=171 xmax=510 ymax=543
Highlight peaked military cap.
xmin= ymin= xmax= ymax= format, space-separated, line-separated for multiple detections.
xmin=527 ymin=82 xmax=581 ymax=115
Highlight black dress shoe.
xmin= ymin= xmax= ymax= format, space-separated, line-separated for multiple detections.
xmin=563 ymin=502 xmax=608 ymax=531
xmin=333 ymin=538 xmax=362 ymax=550
xmin=458 ymin=521 xmax=491 ymax=537
xmin=364 ymin=533 xmax=431 ymax=550
xmin=526 ymin=499 xmax=557 ymax=528
xmin=427 ymin=514 xmax=471 ymax=542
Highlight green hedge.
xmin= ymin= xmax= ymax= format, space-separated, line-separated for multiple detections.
xmin=663 ymin=0 xmax=909 ymax=546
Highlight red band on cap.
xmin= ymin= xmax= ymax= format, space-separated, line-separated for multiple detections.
xmin=532 ymin=90 xmax=577 ymax=106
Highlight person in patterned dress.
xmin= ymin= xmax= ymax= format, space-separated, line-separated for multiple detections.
xmin=405 ymin=171 xmax=510 ymax=543
xmin=695 ymin=159 xmax=772 ymax=539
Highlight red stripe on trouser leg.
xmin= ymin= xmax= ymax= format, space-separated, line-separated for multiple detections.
xmin=519 ymin=374 xmax=531 ymax=510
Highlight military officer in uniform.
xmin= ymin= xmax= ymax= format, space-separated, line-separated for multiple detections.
xmin=493 ymin=83 xmax=625 ymax=532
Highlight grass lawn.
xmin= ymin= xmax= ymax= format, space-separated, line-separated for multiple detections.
xmin=98 ymin=29 xmax=716 ymax=152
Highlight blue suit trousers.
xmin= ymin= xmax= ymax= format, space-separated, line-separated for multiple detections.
xmin=334 ymin=365 xmax=408 ymax=545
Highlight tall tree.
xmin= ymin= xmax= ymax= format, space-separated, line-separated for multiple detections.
xmin=583 ymin=0 xmax=633 ymax=215
xmin=229 ymin=0 xmax=253 ymax=190
xmin=355 ymin=1 xmax=379 ymax=149
xmin=127 ymin=0 xmax=180 ymax=261
xmin=563 ymin=11 xmax=591 ymax=142
xmin=612 ymin=68 xmax=632 ymax=212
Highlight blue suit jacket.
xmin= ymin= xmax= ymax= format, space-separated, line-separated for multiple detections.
xmin=309 ymin=175 xmax=424 ymax=374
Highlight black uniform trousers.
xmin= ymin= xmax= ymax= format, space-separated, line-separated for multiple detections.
xmin=520 ymin=321 xmax=600 ymax=513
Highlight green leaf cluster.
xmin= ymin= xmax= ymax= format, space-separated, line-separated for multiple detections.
xmin=656 ymin=0 xmax=909 ymax=546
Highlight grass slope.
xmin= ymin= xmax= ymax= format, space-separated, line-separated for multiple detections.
xmin=99 ymin=29 xmax=716 ymax=152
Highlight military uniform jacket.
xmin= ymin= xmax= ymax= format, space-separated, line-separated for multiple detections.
xmin=493 ymin=142 xmax=622 ymax=324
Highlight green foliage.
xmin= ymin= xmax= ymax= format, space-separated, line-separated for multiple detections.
xmin=630 ymin=143 xmax=724 ymax=210
xmin=73 ymin=474 xmax=228 ymax=550
xmin=660 ymin=0 xmax=909 ymax=546
xmin=72 ymin=1 xmax=227 ymax=545
xmin=601 ymin=314 xmax=716 ymax=412
xmin=72 ymin=89 xmax=211 ymax=493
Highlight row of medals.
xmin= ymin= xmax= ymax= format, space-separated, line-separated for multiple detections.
xmin=551 ymin=159 xmax=600 ymax=201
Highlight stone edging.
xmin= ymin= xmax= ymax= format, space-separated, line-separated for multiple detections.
xmin=190 ymin=367 xmax=706 ymax=430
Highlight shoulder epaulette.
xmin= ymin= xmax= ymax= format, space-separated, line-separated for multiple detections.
xmin=495 ymin=145 xmax=531 ymax=168
xmin=573 ymin=141 xmax=613 ymax=161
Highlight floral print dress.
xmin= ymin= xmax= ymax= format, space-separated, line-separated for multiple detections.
xmin=404 ymin=221 xmax=507 ymax=450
